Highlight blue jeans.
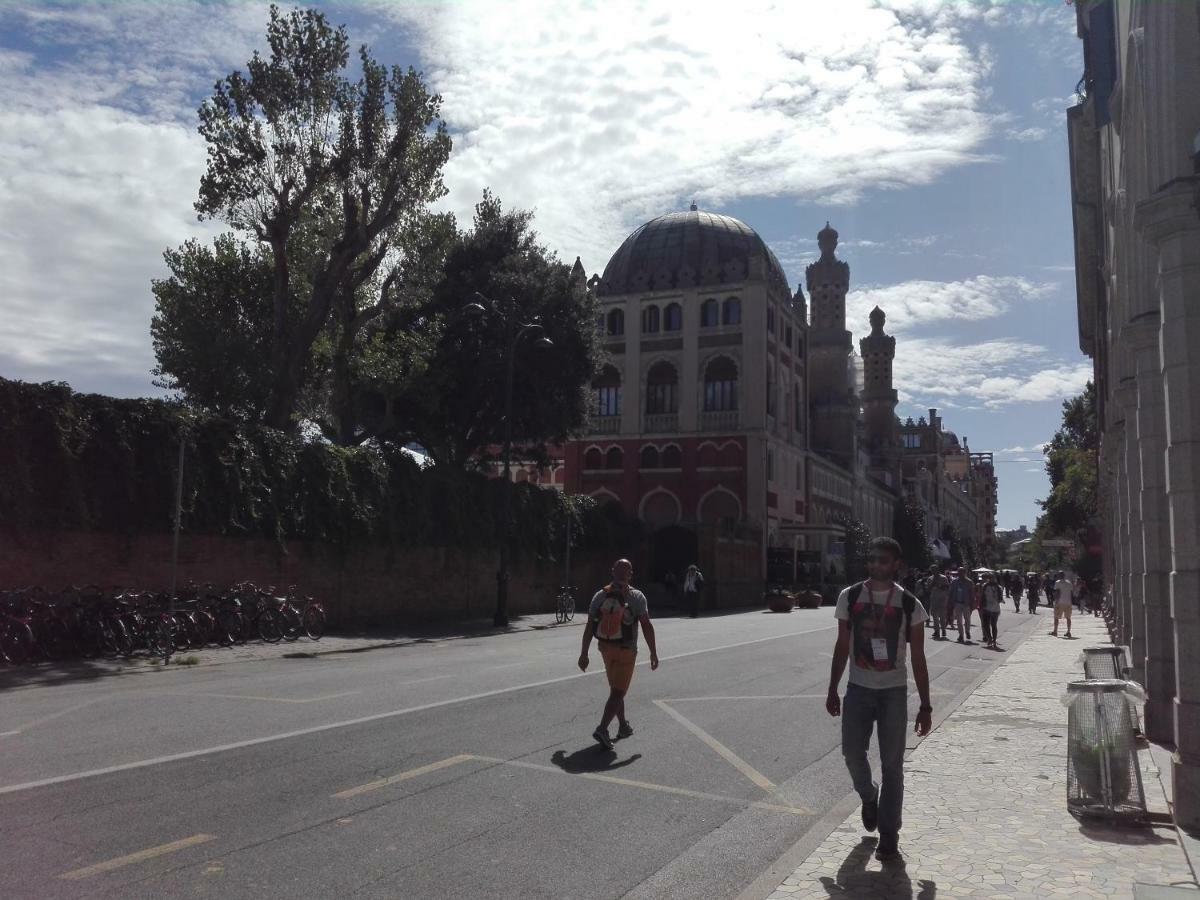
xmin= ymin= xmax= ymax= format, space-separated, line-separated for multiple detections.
xmin=841 ymin=683 xmax=909 ymax=836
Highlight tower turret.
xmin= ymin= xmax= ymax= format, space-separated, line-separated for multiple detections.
xmin=806 ymin=222 xmax=856 ymax=466
xmin=859 ymin=306 xmax=901 ymax=486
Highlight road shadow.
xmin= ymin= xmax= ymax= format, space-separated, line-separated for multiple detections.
xmin=1077 ymin=821 xmax=1177 ymax=845
xmin=816 ymin=837 xmax=937 ymax=899
xmin=0 ymin=658 xmax=152 ymax=691
xmin=551 ymin=748 xmax=642 ymax=774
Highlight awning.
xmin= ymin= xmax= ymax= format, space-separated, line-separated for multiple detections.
xmin=928 ymin=539 xmax=952 ymax=560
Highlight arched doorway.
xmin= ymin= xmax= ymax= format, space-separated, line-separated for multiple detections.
xmin=649 ymin=524 xmax=699 ymax=601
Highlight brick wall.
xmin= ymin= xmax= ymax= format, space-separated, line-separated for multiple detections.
xmin=0 ymin=530 xmax=621 ymax=628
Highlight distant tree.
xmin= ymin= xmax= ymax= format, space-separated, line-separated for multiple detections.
xmin=1037 ymin=382 xmax=1098 ymax=537
xmin=893 ymin=495 xmax=932 ymax=570
xmin=390 ymin=192 xmax=602 ymax=468
xmin=193 ymin=4 xmax=451 ymax=432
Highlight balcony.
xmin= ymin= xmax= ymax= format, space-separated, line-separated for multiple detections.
xmin=587 ymin=415 xmax=622 ymax=435
xmin=701 ymin=410 xmax=739 ymax=432
xmin=643 ymin=413 xmax=679 ymax=433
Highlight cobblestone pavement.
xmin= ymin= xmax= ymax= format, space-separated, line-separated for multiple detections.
xmin=767 ymin=613 xmax=1198 ymax=900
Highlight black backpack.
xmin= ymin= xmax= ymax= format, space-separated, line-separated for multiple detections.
xmin=847 ymin=581 xmax=918 ymax=637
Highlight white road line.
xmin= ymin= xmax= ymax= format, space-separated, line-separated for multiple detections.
xmin=59 ymin=833 xmax=216 ymax=880
xmin=0 ymin=624 xmax=833 ymax=796
xmin=2 ymin=698 xmax=107 ymax=735
xmin=333 ymin=754 xmax=476 ymax=799
xmin=662 ymin=694 xmax=829 ymax=702
xmin=159 ymin=690 xmax=360 ymax=705
xmin=653 ymin=699 xmax=776 ymax=792
xmin=468 ymin=755 xmax=811 ymax=816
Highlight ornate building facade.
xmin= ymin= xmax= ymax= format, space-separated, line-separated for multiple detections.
xmin=1069 ymin=0 xmax=1200 ymax=827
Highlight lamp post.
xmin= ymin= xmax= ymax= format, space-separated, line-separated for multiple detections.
xmin=464 ymin=293 xmax=553 ymax=627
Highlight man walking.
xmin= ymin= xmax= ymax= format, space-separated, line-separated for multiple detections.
xmin=826 ymin=537 xmax=932 ymax=863
xmin=980 ymin=572 xmax=1003 ymax=650
xmin=1051 ymin=571 xmax=1075 ymax=639
xmin=926 ymin=567 xmax=950 ymax=641
xmin=682 ymin=564 xmax=704 ymax=618
xmin=579 ymin=559 xmax=659 ymax=750
xmin=948 ymin=568 xmax=975 ymax=643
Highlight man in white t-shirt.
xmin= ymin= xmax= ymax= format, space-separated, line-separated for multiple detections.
xmin=826 ymin=537 xmax=932 ymax=863
xmin=1051 ymin=571 xmax=1075 ymax=639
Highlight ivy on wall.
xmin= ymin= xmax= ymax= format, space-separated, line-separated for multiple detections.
xmin=0 ymin=378 xmax=629 ymax=559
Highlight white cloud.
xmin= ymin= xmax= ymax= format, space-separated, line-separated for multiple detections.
xmin=847 ymin=275 xmax=1054 ymax=332
xmin=1006 ymin=126 xmax=1049 ymax=142
xmin=894 ymin=338 xmax=1090 ymax=409
xmin=381 ymin=0 xmax=998 ymax=269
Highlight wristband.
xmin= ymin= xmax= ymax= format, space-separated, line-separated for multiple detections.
xmin=919 ymin=705 xmax=933 ymax=713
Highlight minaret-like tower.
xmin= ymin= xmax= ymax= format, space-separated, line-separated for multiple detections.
xmin=806 ymin=222 xmax=856 ymax=466
xmin=860 ymin=305 xmax=901 ymax=486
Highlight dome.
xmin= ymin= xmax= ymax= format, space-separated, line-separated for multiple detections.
xmin=598 ymin=209 xmax=789 ymax=297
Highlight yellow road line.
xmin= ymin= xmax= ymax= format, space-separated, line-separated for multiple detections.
xmin=333 ymin=754 xmax=476 ymax=799
xmin=653 ymin=699 xmax=776 ymax=792
xmin=60 ymin=834 xmax=216 ymax=880
xmin=468 ymin=755 xmax=810 ymax=816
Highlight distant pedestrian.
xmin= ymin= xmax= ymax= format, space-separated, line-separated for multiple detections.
xmin=980 ymin=573 xmax=1003 ymax=650
xmin=1042 ymin=572 xmax=1055 ymax=607
xmin=1051 ymin=571 xmax=1074 ymax=639
xmin=1026 ymin=573 xmax=1041 ymax=614
xmin=948 ymin=569 xmax=975 ymax=643
xmin=1011 ymin=572 xmax=1023 ymax=613
xmin=683 ymin=564 xmax=704 ymax=618
xmin=926 ymin=568 xmax=951 ymax=641
xmin=826 ymin=537 xmax=932 ymax=863
xmin=579 ymin=559 xmax=659 ymax=750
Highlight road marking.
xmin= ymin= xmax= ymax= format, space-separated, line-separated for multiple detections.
xmin=662 ymin=694 xmax=829 ymax=702
xmin=333 ymin=754 xmax=476 ymax=799
xmin=653 ymin=699 xmax=775 ymax=791
xmin=468 ymin=755 xmax=810 ymax=816
xmin=0 ymin=623 xmax=834 ymax=796
xmin=3 ymin=698 xmax=107 ymax=735
xmin=161 ymin=689 xmax=360 ymax=705
xmin=59 ymin=833 xmax=216 ymax=881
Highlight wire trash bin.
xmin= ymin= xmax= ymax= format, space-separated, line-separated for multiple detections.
xmin=1082 ymin=646 xmax=1127 ymax=679
xmin=1062 ymin=679 xmax=1147 ymax=822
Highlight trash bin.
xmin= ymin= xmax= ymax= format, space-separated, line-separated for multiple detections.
xmin=1064 ymin=679 xmax=1147 ymax=821
xmin=1082 ymin=647 xmax=1126 ymax=680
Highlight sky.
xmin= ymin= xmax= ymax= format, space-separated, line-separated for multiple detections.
xmin=0 ymin=0 xmax=1090 ymax=530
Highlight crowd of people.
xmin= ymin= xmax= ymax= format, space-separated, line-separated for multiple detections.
xmin=901 ymin=566 xmax=1097 ymax=647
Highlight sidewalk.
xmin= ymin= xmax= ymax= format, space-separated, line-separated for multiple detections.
xmin=765 ymin=614 xmax=1198 ymax=900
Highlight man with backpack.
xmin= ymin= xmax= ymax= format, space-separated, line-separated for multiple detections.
xmin=826 ymin=537 xmax=932 ymax=863
xmin=579 ymin=558 xmax=659 ymax=750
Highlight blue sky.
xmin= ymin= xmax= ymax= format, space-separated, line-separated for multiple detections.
xmin=0 ymin=0 xmax=1088 ymax=530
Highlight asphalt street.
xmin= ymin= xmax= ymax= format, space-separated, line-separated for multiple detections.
xmin=0 ymin=604 xmax=1040 ymax=899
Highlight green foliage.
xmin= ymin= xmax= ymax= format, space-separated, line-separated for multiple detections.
xmin=833 ymin=514 xmax=872 ymax=583
xmin=0 ymin=378 xmax=626 ymax=556
xmin=1036 ymin=382 xmax=1099 ymax=575
xmin=893 ymin=496 xmax=931 ymax=570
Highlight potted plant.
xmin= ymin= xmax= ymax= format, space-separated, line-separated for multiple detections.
xmin=765 ymin=585 xmax=794 ymax=613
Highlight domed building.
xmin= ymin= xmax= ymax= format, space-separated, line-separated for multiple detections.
xmin=561 ymin=207 xmax=913 ymax=604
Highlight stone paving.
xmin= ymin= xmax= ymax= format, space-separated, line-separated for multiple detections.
xmin=767 ymin=614 xmax=1198 ymax=900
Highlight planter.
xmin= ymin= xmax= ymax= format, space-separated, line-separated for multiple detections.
xmin=765 ymin=589 xmax=795 ymax=613
xmin=795 ymin=590 xmax=823 ymax=610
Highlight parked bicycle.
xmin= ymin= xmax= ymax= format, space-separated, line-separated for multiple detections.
xmin=554 ymin=585 xmax=577 ymax=625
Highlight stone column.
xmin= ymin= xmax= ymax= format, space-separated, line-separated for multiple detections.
xmin=1129 ymin=315 xmax=1176 ymax=741
xmin=1139 ymin=181 xmax=1200 ymax=828
xmin=1109 ymin=390 xmax=1134 ymax=649
xmin=1119 ymin=374 xmax=1147 ymax=685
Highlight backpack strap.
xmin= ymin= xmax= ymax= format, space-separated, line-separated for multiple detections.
xmin=850 ymin=582 xmax=916 ymax=637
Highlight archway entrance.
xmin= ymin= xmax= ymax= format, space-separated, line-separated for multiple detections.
xmin=649 ymin=524 xmax=699 ymax=599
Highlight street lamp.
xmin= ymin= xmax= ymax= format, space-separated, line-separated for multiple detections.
xmin=464 ymin=292 xmax=554 ymax=627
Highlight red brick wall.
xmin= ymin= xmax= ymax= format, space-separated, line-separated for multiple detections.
xmin=0 ymin=530 xmax=617 ymax=628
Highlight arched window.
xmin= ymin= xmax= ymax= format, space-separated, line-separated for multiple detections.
xmin=641 ymin=305 xmax=660 ymax=334
xmin=592 ymin=365 xmax=621 ymax=417
xmin=700 ymin=299 xmax=720 ymax=327
xmin=645 ymin=361 xmax=678 ymax=414
xmin=584 ymin=447 xmax=603 ymax=469
xmin=661 ymin=445 xmax=682 ymax=468
xmin=606 ymin=308 xmax=624 ymax=336
xmin=605 ymin=447 xmax=623 ymax=470
xmin=664 ymin=303 xmax=682 ymax=331
xmin=640 ymin=445 xmax=659 ymax=469
xmin=703 ymin=357 xmax=738 ymax=411
xmin=722 ymin=298 xmax=741 ymax=325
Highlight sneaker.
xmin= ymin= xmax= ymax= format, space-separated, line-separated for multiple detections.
xmin=616 ymin=721 xmax=634 ymax=739
xmin=592 ymin=726 xmax=614 ymax=751
xmin=875 ymin=833 xmax=901 ymax=862
xmin=956 ymin=637 xmax=965 ymax=644
xmin=860 ymin=786 xmax=879 ymax=833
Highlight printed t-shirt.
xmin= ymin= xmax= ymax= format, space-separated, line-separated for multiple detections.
xmin=589 ymin=587 xmax=649 ymax=651
xmin=835 ymin=584 xmax=928 ymax=690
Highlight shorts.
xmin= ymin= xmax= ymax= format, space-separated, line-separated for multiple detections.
xmin=598 ymin=642 xmax=637 ymax=693
xmin=1055 ymin=600 xmax=1073 ymax=612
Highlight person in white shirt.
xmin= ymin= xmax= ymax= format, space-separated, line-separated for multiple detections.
xmin=1051 ymin=571 xmax=1075 ymax=639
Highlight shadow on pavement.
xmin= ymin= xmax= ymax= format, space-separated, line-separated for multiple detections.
xmin=817 ymin=837 xmax=937 ymax=899
xmin=551 ymin=747 xmax=642 ymax=774
xmin=0 ymin=658 xmax=161 ymax=690
xmin=1077 ymin=822 xmax=1178 ymax=845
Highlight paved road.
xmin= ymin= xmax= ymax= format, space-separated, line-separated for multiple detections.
xmin=0 ymin=605 xmax=1040 ymax=899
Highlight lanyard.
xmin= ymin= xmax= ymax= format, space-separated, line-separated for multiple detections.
xmin=866 ymin=581 xmax=896 ymax=629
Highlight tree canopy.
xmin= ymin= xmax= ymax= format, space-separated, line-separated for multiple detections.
xmin=1038 ymin=381 xmax=1098 ymax=537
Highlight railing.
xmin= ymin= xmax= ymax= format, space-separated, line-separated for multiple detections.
xmin=700 ymin=410 xmax=739 ymax=431
xmin=643 ymin=413 xmax=678 ymax=433
xmin=587 ymin=415 xmax=622 ymax=435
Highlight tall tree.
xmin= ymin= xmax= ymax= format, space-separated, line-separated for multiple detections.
xmin=193 ymin=5 xmax=451 ymax=431
xmin=1038 ymin=381 xmax=1098 ymax=536
xmin=393 ymin=192 xmax=602 ymax=468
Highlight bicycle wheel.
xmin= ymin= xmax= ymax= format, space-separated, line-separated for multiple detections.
xmin=280 ymin=604 xmax=302 ymax=642
xmin=215 ymin=608 xmax=242 ymax=646
xmin=38 ymin=617 xmax=73 ymax=660
xmin=555 ymin=597 xmax=565 ymax=625
xmin=564 ymin=599 xmax=575 ymax=623
xmin=1 ymin=622 xmax=34 ymax=665
xmin=257 ymin=608 xmax=283 ymax=643
xmin=303 ymin=604 xmax=326 ymax=640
